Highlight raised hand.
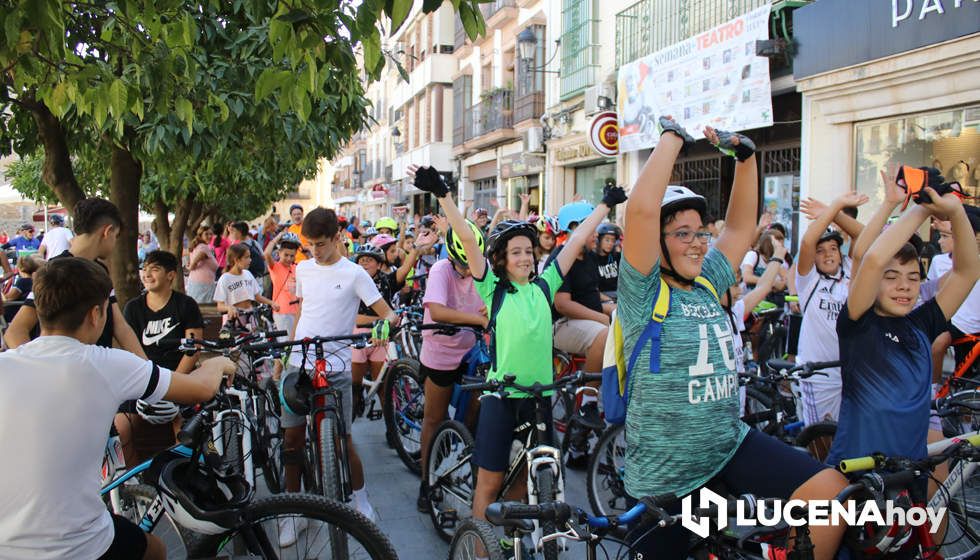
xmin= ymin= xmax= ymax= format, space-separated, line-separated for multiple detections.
xmin=880 ymin=169 xmax=905 ymax=206
xmin=601 ymin=184 xmax=628 ymax=207
xmin=706 ymin=126 xmax=756 ymax=162
xmin=799 ymin=197 xmax=829 ymax=220
xmin=919 ymin=188 xmax=963 ymax=221
xmin=408 ymin=165 xmax=449 ymax=198
xmin=834 ymin=192 xmax=870 ymax=208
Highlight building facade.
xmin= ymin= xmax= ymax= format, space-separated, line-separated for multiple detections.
xmin=793 ymin=0 xmax=980 ymax=216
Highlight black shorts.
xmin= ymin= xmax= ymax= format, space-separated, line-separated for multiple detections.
xmin=627 ymin=429 xmax=829 ymax=559
xmin=420 ymin=362 xmax=468 ymax=388
xmin=473 ymin=395 xmax=554 ymax=472
xmin=97 ymin=514 xmax=147 ymax=560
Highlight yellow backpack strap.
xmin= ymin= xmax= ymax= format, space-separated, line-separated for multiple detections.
xmin=651 ymin=278 xmax=670 ymax=322
xmin=695 ymin=276 xmax=719 ymax=301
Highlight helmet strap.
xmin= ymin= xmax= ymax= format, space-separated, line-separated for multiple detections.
xmin=660 ymin=236 xmax=696 ymax=286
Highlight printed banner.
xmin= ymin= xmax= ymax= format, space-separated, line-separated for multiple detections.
xmin=617 ymin=4 xmax=773 ymax=153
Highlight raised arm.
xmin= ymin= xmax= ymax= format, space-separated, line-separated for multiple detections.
xmin=518 ymin=193 xmax=531 ymax=221
xmin=931 ymin=196 xmax=980 ymax=319
xmin=554 ymin=192 xmax=624 ymax=275
xmin=264 ymin=229 xmax=285 ymax=268
xmin=708 ymin=127 xmax=759 ymax=269
xmin=741 ymin=244 xmax=789 ymax=315
xmin=850 ymin=170 xmax=906 ymax=266
xmin=407 ymin=165 xmax=486 ymax=280
xmin=623 ymin=117 xmax=690 ymax=275
xmin=848 ymin=203 xmax=931 ymax=319
xmin=797 ymin=193 xmax=868 ymax=276
xmin=395 ymin=229 xmax=437 ymax=285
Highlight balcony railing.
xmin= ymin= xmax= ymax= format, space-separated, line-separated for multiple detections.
xmin=463 ymin=89 xmax=513 ymax=143
xmin=615 ymin=0 xmax=772 ymax=68
xmin=514 ymin=91 xmax=545 ymax=124
xmin=454 ymin=17 xmax=467 ymax=51
xmin=480 ymin=0 xmax=516 ymax=20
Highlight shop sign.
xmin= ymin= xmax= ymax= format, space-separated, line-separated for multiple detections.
xmin=794 ymin=0 xmax=980 ymax=79
xmin=554 ymin=143 xmax=596 ymax=163
xmin=589 ymin=112 xmax=619 ymax=157
xmin=617 ymin=4 xmax=773 ymax=153
xmin=501 ymin=153 xmax=545 ymax=178
xmin=371 ymin=184 xmax=388 ymax=199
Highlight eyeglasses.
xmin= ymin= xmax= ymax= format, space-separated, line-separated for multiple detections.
xmin=663 ymin=230 xmax=712 ymax=244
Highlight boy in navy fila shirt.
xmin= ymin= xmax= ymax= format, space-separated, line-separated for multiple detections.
xmin=828 ymin=180 xmax=979 ymax=470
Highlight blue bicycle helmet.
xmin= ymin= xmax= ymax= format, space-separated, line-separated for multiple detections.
xmin=557 ymin=201 xmax=594 ymax=232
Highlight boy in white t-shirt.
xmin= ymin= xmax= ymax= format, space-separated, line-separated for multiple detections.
xmin=37 ymin=214 xmax=73 ymax=259
xmin=793 ymin=192 xmax=868 ymax=424
xmin=0 ymin=258 xmax=234 ymax=560
xmin=278 ymin=208 xmax=396 ymax=537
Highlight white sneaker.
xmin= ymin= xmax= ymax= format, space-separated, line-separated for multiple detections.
xmin=356 ymin=498 xmax=378 ymax=523
xmin=277 ymin=516 xmax=308 ymax=547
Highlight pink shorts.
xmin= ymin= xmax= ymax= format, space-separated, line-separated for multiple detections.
xmin=350 ymin=326 xmax=387 ymax=364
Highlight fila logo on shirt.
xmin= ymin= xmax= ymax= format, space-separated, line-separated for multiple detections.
xmin=885 ymin=332 xmax=901 ymax=343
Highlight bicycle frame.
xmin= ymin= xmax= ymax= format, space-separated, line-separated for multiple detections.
xmin=211 ymin=386 xmax=254 ymax=485
xmin=936 ymin=336 xmax=980 ymax=399
xmin=306 ymin=343 xmax=354 ymax=501
xmin=100 ymin=444 xmax=195 ymax=533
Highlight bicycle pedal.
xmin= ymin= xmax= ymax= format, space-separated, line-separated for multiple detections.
xmin=437 ymin=510 xmax=459 ymax=529
xmin=368 ymin=409 xmax=383 ymax=421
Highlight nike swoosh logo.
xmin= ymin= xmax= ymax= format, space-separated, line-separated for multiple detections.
xmin=142 ymin=321 xmax=180 ymax=346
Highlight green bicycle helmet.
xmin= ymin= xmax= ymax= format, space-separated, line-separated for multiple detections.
xmin=446 ymin=219 xmax=485 ymax=266
xmin=375 ymin=217 xmax=398 ymax=234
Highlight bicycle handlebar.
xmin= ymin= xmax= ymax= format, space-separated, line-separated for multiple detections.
xmin=243 ymin=333 xmax=372 ymax=353
xmin=459 ymin=371 xmax=603 ymax=396
xmin=765 ymin=359 xmax=840 ymax=379
xmin=419 ymin=322 xmax=487 ymax=336
xmin=839 ymin=433 xmax=980 ymax=474
xmin=178 ymin=330 xmax=287 ymax=353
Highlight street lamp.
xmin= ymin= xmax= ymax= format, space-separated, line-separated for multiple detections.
xmin=516 ymin=28 xmax=559 ymax=74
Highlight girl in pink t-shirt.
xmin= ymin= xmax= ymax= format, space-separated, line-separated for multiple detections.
xmin=210 ymin=223 xmax=232 ymax=279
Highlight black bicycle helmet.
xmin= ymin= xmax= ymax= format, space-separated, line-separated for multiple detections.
xmin=596 ymin=223 xmax=622 ymax=239
xmin=486 ymin=220 xmax=539 ymax=256
xmin=280 ymin=371 xmax=313 ymax=416
xmin=818 ymin=228 xmax=844 ymax=249
xmin=157 ymin=457 xmax=253 ymax=535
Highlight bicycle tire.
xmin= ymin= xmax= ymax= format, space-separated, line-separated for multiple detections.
xmin=938 ymin=459 xmax=980 ymax=560
xmin=185 ymin=493 xmax=398 ymax=560
xmin=427 ymin=419 xmax=476 ymax=543
xmin=794 ymin=421 xmax=837 ymax=463
xmin=448 ymin=518 xmax=506 ymax=560
xmin=316 ymin=416 xmax=351 ymax=557
xmin=535 ymin=466 xmax=560 ymax=560
xmin=254 ymin=390 xmax=284 ymax=494
xmin=587 ymin=423 xmax=629 ymax=517
xmin=382 ymin=358 xmax=424 ymax=475
xmin=221 ymin=414 xmax=245 ymax=477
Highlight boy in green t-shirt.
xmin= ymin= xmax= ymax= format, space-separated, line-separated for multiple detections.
xmin=619 ymin=116 xmax=846 ymax=560
xmin=407 ymin=164 xmax=626 ymax=525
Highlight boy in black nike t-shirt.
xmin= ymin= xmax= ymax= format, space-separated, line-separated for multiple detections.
xmin=119 ymin=250 xmax=204 ymax=464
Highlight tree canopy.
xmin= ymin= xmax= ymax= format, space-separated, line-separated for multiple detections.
xmin=0 ymin=0 xmax=487 ymax=302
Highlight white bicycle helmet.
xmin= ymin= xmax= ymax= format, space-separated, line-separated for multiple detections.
xmin=157 ymin=457 xmax=252 ymax=535
xmin=661 ymin=185 xmax=707 ymax=219
xmin=135 ymin=399 xmax=180 ymax=425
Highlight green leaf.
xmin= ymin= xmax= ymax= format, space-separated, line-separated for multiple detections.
xmin=255 ymin=67 xmax=277 ymax=101
xmin=130 ymin=94 xmax=144 ymax=121
xmin=362 ymin=27 xmax=381 ymax=74
xmin=175 ymin=97 xmax=194 ymax=134
xmin=48 ymin=82 xmax=69 ymax=117
xmin=108 ymin=79 xmax=128 ymax=119
xmin=304 ymin=54 xmax=316 ymax=94
xmin=276 ymin=9 xmax=313 ymax=24
xmin=181 ymin=14 xmax=195 ymax=47
xmin=389 ymin=0 xmax=413 ymax=34
xmin=458 ymin=2 xmax=480 ymax=41
xmin=422 ymin=0 xmax=444 ymax=12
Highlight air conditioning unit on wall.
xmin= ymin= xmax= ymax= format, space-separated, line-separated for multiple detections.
xmin=523 ymin=127 xmax=544 ymax=153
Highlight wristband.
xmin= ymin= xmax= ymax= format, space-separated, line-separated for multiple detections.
xmin=770 ymin=257 xmax=785 ymax=265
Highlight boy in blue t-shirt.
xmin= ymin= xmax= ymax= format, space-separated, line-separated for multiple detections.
xmin=828 ymin=176 xmax=979 ymax=468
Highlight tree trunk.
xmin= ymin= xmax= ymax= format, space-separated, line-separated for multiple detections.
xmin=152 ymin=194 xmax=196 ymax=292
xmin=31 ymin=102 xmax=85 ymax=210
xmin=187 ymin=200 xmax=206 ymax=235
xmin=109 ymin=144 xmax=143 ymax=307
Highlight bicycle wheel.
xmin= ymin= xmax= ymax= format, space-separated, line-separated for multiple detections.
xmin=382 ymin=359 xmax=424 ymax=475
xmin=535 ymin=466 xmax=560 ymax=560
xmin=254 ymin=390 xmax=284 ymax=494
xmin=448 ymin=518 xmax=506 ymax=560
xmin=186 ymin=493 xmax=398 ymax=560
xmin=794 ymin=421 xmax=837 ymax=463
xmin=111 ymin=484 xmax=190 ymax=557
xmin=427 ymin=419 xmax=476 ymax=542
xmin=317 ymin=415 xmax=350 ymax=558
xmin=587 ymin=423 xmax=629 ymax=517
xmin=221 ymin=414 xmax=245 ymax=477
xmin=938 ymin=459 xmax=980 ymax=560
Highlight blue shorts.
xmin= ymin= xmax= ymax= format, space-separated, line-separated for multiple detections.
xmin=627 ymin=429 xmax=829 ymax=559
xmin=473 ymin=395 xmax=554 ymax=472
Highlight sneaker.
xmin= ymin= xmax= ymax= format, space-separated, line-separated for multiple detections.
xmin=356 ymin=497 xmax=379 ymax=523
xmin=277 ymin=516 xmax=308 ymax=547
xmin=417 ymin=482 xmax=431 ymax=513
xmin=578 ymin=402 xmax=604 ymax=431
xmin=565 ymin=450 xmax=588 ymax=471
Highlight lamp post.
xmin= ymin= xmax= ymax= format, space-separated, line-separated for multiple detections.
xmin=516 ymin=28 xmax=559 ymax=74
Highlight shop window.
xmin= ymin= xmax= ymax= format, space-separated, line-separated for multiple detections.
xmin=855 ymin=105 xmax=980 ymax=216
xmin=473 ymin=177 xmax=498 ymax=212
xmin=574 ymin=162 xmax=616 ymax=207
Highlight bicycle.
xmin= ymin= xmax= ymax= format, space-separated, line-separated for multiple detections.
xmin=385 ymin=322 xmax=490 ymax=475
xmin=424 ymin=370 xmax=601 ymax=557
xmin=935 ymin=333 xmax=980 ymax=400
xmin=838 ymin=431 xmax=980 ymax=560
xmin=100 ymin=392 xmax=399 ymax=559
xmin=450 ymin=492 xmax=816 ymax=560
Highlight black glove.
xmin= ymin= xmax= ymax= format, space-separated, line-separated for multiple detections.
xmin=601 ymin=184 xmax=627 ymax=207
xmin=897 ymin=165 xmax=964 ymax=206
xmin=657 ymin=116 xmax=695 ymax=148
xmin=414 ymin=166 xmax=449 ymax=198
xmin=714 ymin=130 xmax=756 ymax=162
